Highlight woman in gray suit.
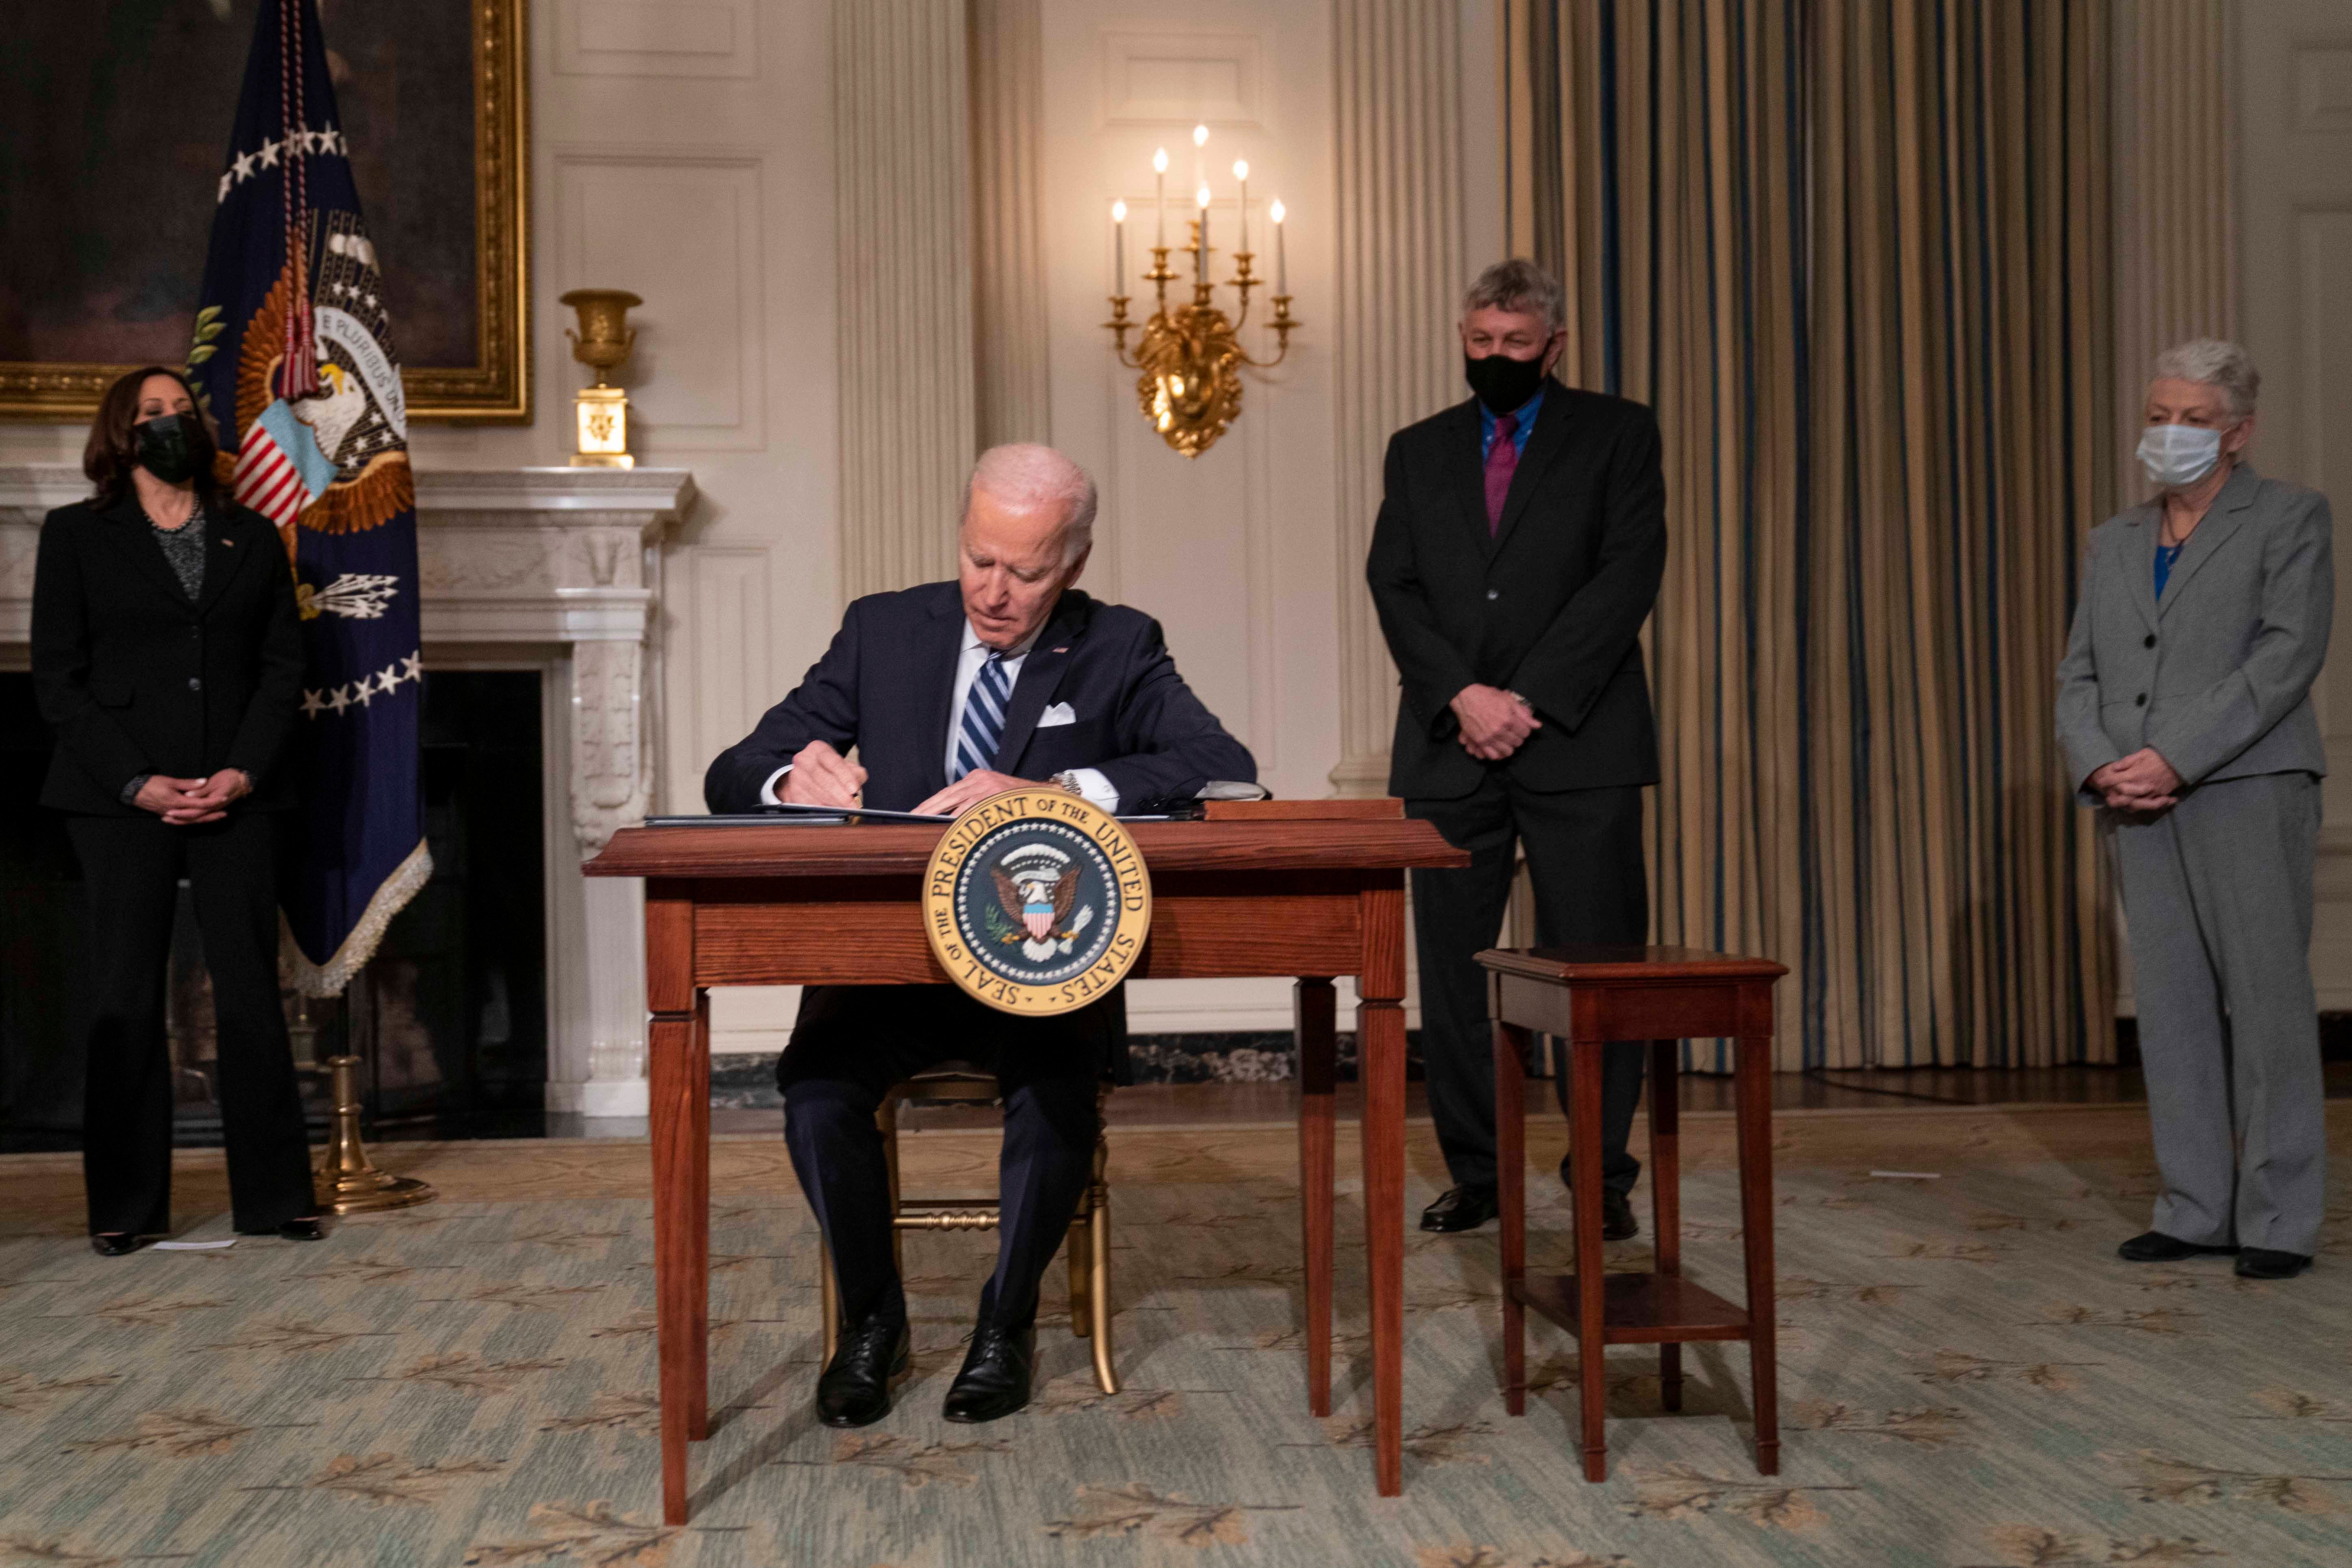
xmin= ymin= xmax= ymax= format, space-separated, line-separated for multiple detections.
xmin=2057 ymin=339 xmax=2332 ymax=1281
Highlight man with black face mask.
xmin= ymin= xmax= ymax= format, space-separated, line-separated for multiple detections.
xmin=1365 ymin=258 xmax=1668 ymax=1239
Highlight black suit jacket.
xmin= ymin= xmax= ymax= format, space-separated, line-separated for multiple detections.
xmin=31 ymin=493 xmax=305 ymax=816
xmin=1366 ymin=379 xmax=1667 ymax=800
xmin=704 ymin=581 xmax=1255 ymax=813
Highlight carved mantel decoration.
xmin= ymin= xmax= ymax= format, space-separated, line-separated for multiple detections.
xmin=0 ymin=464 xmax=696 ymax=1120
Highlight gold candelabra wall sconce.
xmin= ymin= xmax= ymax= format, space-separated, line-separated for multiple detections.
xmin=562 ymin=288 xmax=642 ymax=469
xmin=1105 ymin=127 xmax=1298 ymax=459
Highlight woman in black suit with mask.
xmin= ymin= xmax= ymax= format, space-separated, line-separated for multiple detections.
xmin=31 ymin=366 xmax=322 ymax=1253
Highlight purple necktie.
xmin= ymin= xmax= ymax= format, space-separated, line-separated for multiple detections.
xmin=1483 ymin=414 xmax=1519 ymax=534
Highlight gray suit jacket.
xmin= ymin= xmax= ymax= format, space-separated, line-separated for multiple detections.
xmin=2056 ymin=463 xmax=2334 ymax=801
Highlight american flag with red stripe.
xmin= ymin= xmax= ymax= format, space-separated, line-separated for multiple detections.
xmin=229 ymin=397 xmax=337 ymax=528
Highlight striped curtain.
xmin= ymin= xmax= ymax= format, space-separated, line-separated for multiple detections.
xmin=1505 ymin=0 xmax=2115 ymax=1069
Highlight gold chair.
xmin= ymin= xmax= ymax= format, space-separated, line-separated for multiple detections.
xmin=818 ymin=1064 xmax=1118 ymax=1394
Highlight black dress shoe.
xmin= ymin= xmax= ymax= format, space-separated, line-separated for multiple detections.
xmin=817 ymin=1316 xmax=910 ymax=1428
xmin=278 ymin=1219 xmax=325 ymax=1242
xmin=2117 ymin=1230 xmax=2237 ymax=1263
xmin=89 ymin=1233 xmax=145 ymax=1257
xmin=2235 ymin=1248 xmax=2313 ymax=1280
xmin=1419 ymin=1185 xmax=1499 ymax=1233
xmin=1600 ymin=1189 xmax=1640 ymax=1242
xmin=941 ymin=1321 xmax=1036 ymax=1424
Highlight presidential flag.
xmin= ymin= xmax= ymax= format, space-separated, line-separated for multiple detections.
xmin=188 ymin=0 xmax=429 ymax=996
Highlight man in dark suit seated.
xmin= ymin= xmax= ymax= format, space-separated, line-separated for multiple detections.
xmin=1366 ymin=258 xmax=1668 ymax=1242
xmin=705 ymin=443 xmax=1254 ymax=1427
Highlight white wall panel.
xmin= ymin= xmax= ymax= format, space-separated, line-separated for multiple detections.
xmin=666 ymin=543 xmax=774 ymax=814
xmin=558 ymin=0 xmax=759 ymax=78
xmin=554 ymin=153 xmax=767 ymax=448
xmin=1098 ymin=29 xmax=1266 ymax=128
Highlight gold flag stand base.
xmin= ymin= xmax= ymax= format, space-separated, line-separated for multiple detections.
xmin=312 ymin=1053 xmax=435 ymax=1215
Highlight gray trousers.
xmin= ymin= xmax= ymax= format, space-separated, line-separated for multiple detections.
xmin=2111 ymin=770 xmax=2327 ymax=1257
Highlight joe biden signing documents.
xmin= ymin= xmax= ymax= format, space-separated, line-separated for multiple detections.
xmin=704 ymin=443 xmax=1254 ymax=1430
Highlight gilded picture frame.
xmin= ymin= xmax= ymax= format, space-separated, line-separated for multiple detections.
xmin=0 ymin=0 xmax=529 ymax=424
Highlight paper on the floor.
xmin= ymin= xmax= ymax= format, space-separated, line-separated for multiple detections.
xmin=151 ymin=1239 xmax=237 ymax=1249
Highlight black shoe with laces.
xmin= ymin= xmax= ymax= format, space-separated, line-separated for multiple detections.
xmin=941 ymin=1321 xmax=1036 ymax=1424
xmin=818 ymin=1315 xmax=910 ymax=1428
xmin=1599 ymin=1188 xmax=1640 ymax=1242
xmin=89 ymin=1233 xmax=145 ymax=1257
xmin=1419 ymin=1184 xmax=1500 ymax=1233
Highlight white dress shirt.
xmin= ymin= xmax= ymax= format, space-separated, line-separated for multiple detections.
xmin=760 ymin=619 xmax=1119 ymax=811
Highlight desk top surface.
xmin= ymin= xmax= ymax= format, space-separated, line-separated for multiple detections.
xmin=585 ymin=816 xmax=1468 ymax=880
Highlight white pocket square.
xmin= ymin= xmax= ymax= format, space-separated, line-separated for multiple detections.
xmin=1038 ymin=702 xmax=1078 ymax=727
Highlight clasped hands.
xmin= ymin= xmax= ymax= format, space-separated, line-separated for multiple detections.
xmin=783 ymin=740 xmax=1066 ymax=818
xmin=2087 ymin=748 xmax=2183 ymax=814
xmin=1451 ymin=683 xmax=1541 ymax=762
xmin=134 ymin=770 xmax=252 ymax=825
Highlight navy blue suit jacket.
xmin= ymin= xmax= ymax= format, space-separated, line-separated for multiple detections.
xmin=703 ymin=581 xmax=1255 ymax=813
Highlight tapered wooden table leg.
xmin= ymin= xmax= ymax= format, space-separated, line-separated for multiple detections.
xmin=1494 ymin=1014 xmax=1528 ymax=1416
xmin=649 ymin=1014 xmax=709 ymax=1520
xmin=1295 ymin=978 xmax=1336 ymax=1418
xmin=1736 ymin=1032 xmax=1779 ymax=1475
xmin=686 ymin=990 xmax=712 ymax=1442
xmin=1571 ymin=1039 xmax=1609 ymax=1483
xmin=646 ymin=890 xmax=705 ymax=1526
xmin=1358 ymin=882 xmax=1407 ymax=1496
xmin=1650 ymin=1038 xmax=1683 ymax=1413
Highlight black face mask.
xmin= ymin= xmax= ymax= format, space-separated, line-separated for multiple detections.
xmin=1463 ymin=350 xmax=1548 ymax=416
xmin=134 ymin=412 xmax=210 ymax=485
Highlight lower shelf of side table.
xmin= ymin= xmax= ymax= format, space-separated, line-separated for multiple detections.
xmin=1511 ymin=1272 xmax=1752 ymax=1345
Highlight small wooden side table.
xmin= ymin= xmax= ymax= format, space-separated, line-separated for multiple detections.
xmin=1478 ymin=944 xmax=1789 ymax=1483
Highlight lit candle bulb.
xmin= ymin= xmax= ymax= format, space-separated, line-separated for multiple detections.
xmin=1232 ymin=159 xmax=1250 ymax=254
xmin=1195 ymin=184 xmax=1210 ymax=280
xmin=1111 ymin=199 xmax=1127 ymax=294
xmin=1191 ymin=121 xmax=1208 ymax=191
xmin=1152 ymin=147 xmax=1168 ymax=248
xmin=1270 ymin=198 xmax=1287 ymax=295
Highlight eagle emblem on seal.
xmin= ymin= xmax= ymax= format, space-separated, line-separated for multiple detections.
xmin=984 ymin=845 xmax=1098 ymax=960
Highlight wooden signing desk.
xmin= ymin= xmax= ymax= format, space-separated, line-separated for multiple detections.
xmin=584 ymin=803 xmax=1466 ymax=1523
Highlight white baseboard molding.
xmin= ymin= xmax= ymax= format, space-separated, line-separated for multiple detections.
xmin=546 ymin=1078 xmax=651 ymax=1117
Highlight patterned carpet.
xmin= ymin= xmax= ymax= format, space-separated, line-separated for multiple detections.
xmin=1 ymin=1103 xmax=2347 ymax=1568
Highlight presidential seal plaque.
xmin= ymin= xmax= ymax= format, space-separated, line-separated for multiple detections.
xmin=923 ymin=788 xmax=1153 ymax=1016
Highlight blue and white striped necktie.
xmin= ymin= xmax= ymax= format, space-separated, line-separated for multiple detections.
xmin=951 ymin=651 xmax=1012 ymax=782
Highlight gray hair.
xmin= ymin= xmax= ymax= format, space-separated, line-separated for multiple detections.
xmin=962 ymin=443 xmax=1098 ymax=565
xmin=2151 ymin=338 xmax=2260 ymax=418
xmin=1461 ymin=258 xmax=1566 ymax=335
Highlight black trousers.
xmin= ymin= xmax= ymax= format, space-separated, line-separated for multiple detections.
xmin=66 ymin=812 xmax=314 ymax=1236
xmin=1409 ymin=776 xmax=1651 ymax=1193
xmin=780 ymin=984 xmax=1109 ymax=1336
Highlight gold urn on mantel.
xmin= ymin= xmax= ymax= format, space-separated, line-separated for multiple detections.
xmin=560 ymin=288 xmax=643 ymax=468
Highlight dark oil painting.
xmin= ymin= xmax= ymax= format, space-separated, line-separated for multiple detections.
xmin=0 ymin=0 xmax=478 ymax=373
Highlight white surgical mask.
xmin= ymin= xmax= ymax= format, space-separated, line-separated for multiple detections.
xmin=2137 ymin=422 xmax=2225 ymax=489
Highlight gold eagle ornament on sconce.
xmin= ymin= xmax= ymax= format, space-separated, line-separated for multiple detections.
xmin=1105 ymin=131 xmax=1298 ymax=459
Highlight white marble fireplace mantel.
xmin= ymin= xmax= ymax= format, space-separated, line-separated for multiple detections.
xmin=0 ymin=465 xmax=696 ymax=1121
